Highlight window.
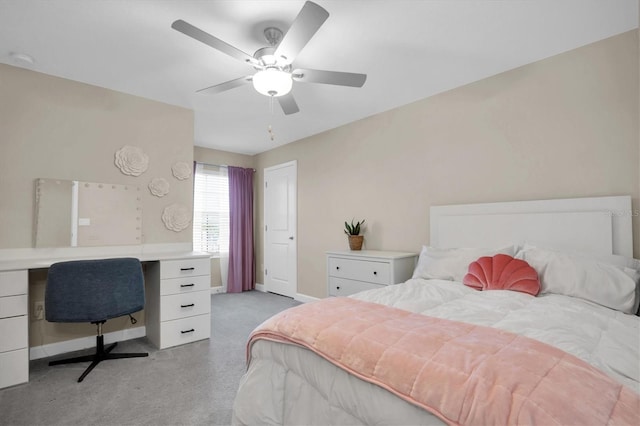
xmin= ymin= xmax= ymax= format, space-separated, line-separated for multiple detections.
xmin=193 ymin=163 xmax=229 ymax=253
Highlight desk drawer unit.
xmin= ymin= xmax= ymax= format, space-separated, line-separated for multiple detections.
xmin=160 ymin=275 xmax=210 ymax=296
xmin=326 ymin=250 xmax=417 ymax=297
xmin=160 ymin=290 xmax=210 ymax=322
xmin=0 ymin=315 xmax=28 ymax=352
xmin=160 ymin=258 xmax=210 ymax=279
xmin=0 ymin=270 xmax=29 ymax=389
xmin=0 ymin=294 xmax=28 ymax=319
xmin=147 ymin=257 xmax=212 ymax=349
xmin=159 ymin=314 xmax=211 ymax=348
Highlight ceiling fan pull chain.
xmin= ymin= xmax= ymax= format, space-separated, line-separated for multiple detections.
xmin=267 ymin=96 xmax=275 ymax=140
xmin=267 ymin=124 xmax=275 ymax=142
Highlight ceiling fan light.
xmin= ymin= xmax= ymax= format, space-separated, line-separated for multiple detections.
xmin=252 ymin=68 xmax=292 ymax=97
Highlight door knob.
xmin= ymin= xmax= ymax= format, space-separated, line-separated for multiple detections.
xmin=289 ymin=236 xmax=294 ymax=240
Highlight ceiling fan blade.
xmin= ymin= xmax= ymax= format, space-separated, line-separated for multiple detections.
xmin=274 ymin=1 xmax=329 ymax=63
xmin=278 ymin=93 xmax=300 ymax=115
xmin=172 ymin=19 xmax=258 ymax=65
xmin=292 ymin=69 xmax=367 ymax=87
xmin=196 ymin=76 xmax=253 ymax=95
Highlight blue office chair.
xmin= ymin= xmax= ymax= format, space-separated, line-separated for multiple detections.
xmin=45 ymin=257 xmax=148 ymax=382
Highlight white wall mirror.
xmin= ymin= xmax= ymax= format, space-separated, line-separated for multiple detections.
xmin=34 ymin=178 xmax=142 ymax=248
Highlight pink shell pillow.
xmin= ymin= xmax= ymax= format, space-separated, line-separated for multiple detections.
xmin=463 ymin=254 xmax=540 ymax=296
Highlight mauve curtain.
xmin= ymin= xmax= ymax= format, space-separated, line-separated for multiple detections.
xmin=227 ymin=166 xmax=255 ymax=293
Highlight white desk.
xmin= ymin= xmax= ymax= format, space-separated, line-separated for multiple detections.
xmin=0 ymin=244 xmax=211 ymax=389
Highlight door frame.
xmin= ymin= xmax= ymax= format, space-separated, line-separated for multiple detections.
xmin=263 ymin=160 xmax=297 ymax=297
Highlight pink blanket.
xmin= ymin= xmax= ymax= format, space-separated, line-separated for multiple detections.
xmin=249 ymin=297 xmax=640 ymax=425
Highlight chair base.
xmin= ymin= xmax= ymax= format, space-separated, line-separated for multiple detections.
xmin=49 ymin=334 xmax=148 ymax=382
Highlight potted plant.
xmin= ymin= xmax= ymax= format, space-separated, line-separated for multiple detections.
xmin=344 ymin=219 xmax=365 ymax=250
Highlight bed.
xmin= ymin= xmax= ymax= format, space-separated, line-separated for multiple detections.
xmin=232 ymin=196 xmax=640 ymax=425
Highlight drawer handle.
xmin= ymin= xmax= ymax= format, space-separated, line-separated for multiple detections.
xmin=373 ymin=271 xmax=377 ymax=275
xmin=180 ymin=283 xmax=195 ymax=288
xmin=181 ymin=303 xmax=195 ymax=308
xmin=336 ymin=266 xmax=340 ymax=270
xmin=181 ymin=329 xmax=195 ymax=334
xmin=180 ymin=267 xmax=195 ymax=271
xmin=336 ymin=286 xmax=340 ymax=290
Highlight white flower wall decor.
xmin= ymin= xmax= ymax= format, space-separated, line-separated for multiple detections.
xmin=148 ymin=178 xmax=170 ymax=197
xmin=171 ymin=161 xmax=192 ymax=180
xmin=162 ymin=203 xmax=190 ymax=232
xmin=115 ymin=145 xmax=149 ymax=176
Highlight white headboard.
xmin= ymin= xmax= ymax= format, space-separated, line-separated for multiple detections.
xmin=430 ymin=196 xmax=633 ymax=257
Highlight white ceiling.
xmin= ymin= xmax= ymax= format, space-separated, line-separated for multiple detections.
xmin=0 ymin=1 xmax=637 ymax=155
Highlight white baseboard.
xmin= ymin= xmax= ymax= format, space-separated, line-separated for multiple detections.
xmin=254 ymin=283 xmax=317 ymax=303
xmin=295 ymin=293 xmax=320 ymax=303
xmin=210 ymin=286 xmax=224 ymax=294
xmin=30 ymin=326 xmax=146 ymax=360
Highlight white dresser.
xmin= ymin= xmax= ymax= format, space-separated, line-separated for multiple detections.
xmin=145 ymin=257 xmax=211 ymax=349
xmin=326 ymin=250 xmax=417 ymax=297
xmin=0 ymin=270 xmax=29 ymax=388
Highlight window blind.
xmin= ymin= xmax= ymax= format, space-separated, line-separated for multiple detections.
xmin=193 ymin=163 xmax=229 ymax=254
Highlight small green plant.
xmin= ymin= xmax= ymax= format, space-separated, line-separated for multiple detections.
xmin=344 ymin=219 xmax=365 ymax=236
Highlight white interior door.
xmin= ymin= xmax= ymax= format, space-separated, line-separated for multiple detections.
xmin=264 ymin=160 xmax=297 ymax=298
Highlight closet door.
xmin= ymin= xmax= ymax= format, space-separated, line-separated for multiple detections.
xmin=264 ymin=160 xmax=297 ymax=298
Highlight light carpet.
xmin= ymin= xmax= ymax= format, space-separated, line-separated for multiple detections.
xmin=0 ymin=290 xmax=300 ymax=426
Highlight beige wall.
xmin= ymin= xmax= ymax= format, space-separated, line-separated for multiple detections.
xmin=0 ymin=64 xmax=195 ymax=345
xmin=0 ymin=64 xmax=194 ymax=248
xmin=254 ymin=31 xmax=639 ymax=299
xmin=193 ymin=147 xmax=256 ymax=287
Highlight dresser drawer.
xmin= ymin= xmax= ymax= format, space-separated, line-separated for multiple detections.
xmin=160 ymin=314 xmax=211 ymax=348
xmin=0 ymin=295 xmax=28 ymax=318
xmin=160 ymin=258 xmax=210 ymax=279
xmin=329 ymin=277 xmax=384 ymax=297
xmin=0 ymin=348 xmax=29 ymax=388
xmin=160 ymin=275 xmax=210 ymax=296
xmin=160 ymin=290 xmax=210 ymax=322
xmin=0 ymin=315 xmax=28 ymax=352
xmin=0 ymin=270 xmax=28 ymax=297
xmin=328 ymin=257 xmax=390 ymax=285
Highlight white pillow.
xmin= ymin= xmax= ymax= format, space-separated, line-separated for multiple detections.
xmin=516 ymin=243 xmax=640 ymax=270
xmin=625 ymin=267 xmax=640 ymax=315
xmin=518 ymin=247 xmax=640 ymax=314
xmin=412 ymin=245 xmax=516 ymax=283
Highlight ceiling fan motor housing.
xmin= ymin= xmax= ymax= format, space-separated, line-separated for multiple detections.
xmin=252 ymin=46 xmax=291 ymax=70
xmin=263 ymin=27 xmax=283 ymax=46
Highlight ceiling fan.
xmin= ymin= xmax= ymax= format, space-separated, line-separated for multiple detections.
xmin=172 ymin=1 xmax=367 ymax=115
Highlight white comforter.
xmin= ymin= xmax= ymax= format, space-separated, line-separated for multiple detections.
xmin=233 ymin=280 xmax=640 ymax=425
xmin=351 ymin=278 xmax=640 ymax=394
